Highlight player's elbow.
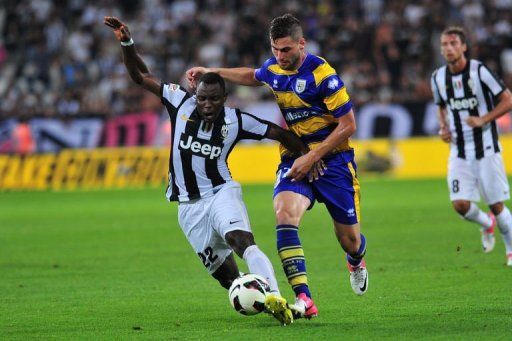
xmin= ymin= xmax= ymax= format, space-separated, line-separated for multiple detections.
xmin=344 ymin=121 xmax=356 ymax=137
xmin=506 ymin=93 xmax=512 ymax=111
xmin=128 ymin=71 xmax=144 ymax=85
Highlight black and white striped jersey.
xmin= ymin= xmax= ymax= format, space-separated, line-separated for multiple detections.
xmin=431 ymin=59 xmax=506 ymax=160
xmin=160 ymin=83 xmax=270 ymax=202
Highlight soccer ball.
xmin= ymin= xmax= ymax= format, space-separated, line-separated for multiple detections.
xmin=228 ymin=274 xmax=270 ymax=315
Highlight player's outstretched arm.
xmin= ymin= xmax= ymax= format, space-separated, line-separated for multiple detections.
xmin=265 ymin=123 xmax=326 ymax=182
xmin=186 ymin=67 xmax=262 ymax=89
xmin=104 ymin=16 xmax=160 ymax=96
xmin=265 ymin=122 xmax=309 ymax=156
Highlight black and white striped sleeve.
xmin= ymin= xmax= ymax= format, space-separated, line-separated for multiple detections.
xmin=160 ymin=83 xmax=190 ymax=107
xmin=479 ymin=64 xmax=506 ymax=97
xmin=430 ymin=71 xmax=444 ymax=106
xmin=237 ymin=111 xmax=271 ymax=141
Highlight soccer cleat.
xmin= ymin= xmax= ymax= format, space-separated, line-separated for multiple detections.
xmin=481 ymin=213 xmax=496 ymax=253
xmin=347 ymin=259 xmax=368 ymax=296
xmin=507 ymin=253 xmax=512 ymax=267
xmin=264 ymin=294 xmax=293 ymax=326
xmin=289 ymin=293 xmax=318 ymax=319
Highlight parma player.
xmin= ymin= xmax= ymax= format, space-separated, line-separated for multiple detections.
xmin=187 ymin=14 xmax=369 ymax=317
xmin=431 ymin=27 xmax=512 ymax=266
xmin=104 ymin=16 xmax=320 ymax=325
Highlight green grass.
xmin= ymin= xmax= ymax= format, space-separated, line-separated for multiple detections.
xmin=1 ymin=178 xmax=512 ymax=340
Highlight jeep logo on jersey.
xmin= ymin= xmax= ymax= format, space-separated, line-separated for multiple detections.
xmin=448 ymin=97 xmax=478 ymax=111
xmin=179 ymin=134 xmax=222 ymax=159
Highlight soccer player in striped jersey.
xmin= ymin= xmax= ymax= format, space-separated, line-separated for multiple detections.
xmin=431 ymin=27 xmax=512 ymax=266
xmin=187 ymin=14 xmax=369 ymax=317
xmin=104 ymin=16 xmax=319 ymax=325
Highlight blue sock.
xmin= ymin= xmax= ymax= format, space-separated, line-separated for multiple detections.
xmin=276 ymin=224 xmax=311 ymax=298
xmin=346 ymin=233 xmax=366 ymax=267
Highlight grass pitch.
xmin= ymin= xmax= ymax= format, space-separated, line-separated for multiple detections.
xmin=1 ymin=178 xmax=511 ymax=339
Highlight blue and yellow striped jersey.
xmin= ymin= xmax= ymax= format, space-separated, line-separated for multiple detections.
xmin=255 ymin=54 xmax=353 ymax=157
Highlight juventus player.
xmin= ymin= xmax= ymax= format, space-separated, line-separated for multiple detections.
xmin=431 ymin=27 xmax=512 ymax=266
xmin=104 ymin=17 xmax=316 ymax=324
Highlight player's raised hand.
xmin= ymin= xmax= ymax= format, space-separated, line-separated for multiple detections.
xmin=104 ymin=16 xmax=131 ymax=43
xmin=186 ymin=67 xmax=209 ymax=90
xmin=438 ymin=125 xmax=451 ymax=143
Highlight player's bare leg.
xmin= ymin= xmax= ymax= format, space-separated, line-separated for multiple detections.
xmin=334 ymin=221 xmax=368 ymax=295
xmin=273 ymin=191 xmax=318 ymax=318
xmin=212 ymin=254 xmax=242 ymax=289
xmin=489 ymin=202 xmax=512 ymax=266
xmin=453 ymin=200 xmax=496 ymax=253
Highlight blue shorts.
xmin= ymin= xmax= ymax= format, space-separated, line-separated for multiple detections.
xmin=273 ymin=150 xmax=360 ymax=225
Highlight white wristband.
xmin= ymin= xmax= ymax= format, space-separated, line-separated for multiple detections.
xmin=120 ymin=38 xmax=134 ymax=46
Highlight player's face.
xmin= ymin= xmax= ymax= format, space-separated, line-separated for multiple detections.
xmin=196 ymin=82 xmax=227 ymax=123
xmin=271 ymin=36 xmax=305 ymax=70
xmin=440 ymin=34 xmax=467 ymax=64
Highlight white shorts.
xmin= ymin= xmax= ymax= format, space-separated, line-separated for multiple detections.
xmin=177 ymin=181 xmax=252 ymax=274
xmin=447 ymin=153 xmax=510 ymax=205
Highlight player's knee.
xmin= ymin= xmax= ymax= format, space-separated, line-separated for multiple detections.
xmin=452 ymin=200 xmax=470 ymax=216
xmin=225 ymin=230 xmax=255 ymax=258
xmin=489 ymin=202 xmax=504 ymax=216
xmin=274 ymin=204 xmax=302 ymax=225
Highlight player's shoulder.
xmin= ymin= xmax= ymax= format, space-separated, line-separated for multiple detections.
xmin=305 ymin=54 xmax=339 ymax=86
xmin=258 ymin=57 xmax=279 ymax=70
xmin=469 ymin=59 xmax=490 ymax=72
xmin=431 ymin=65 xmax=447 ymax=78
xmin=306 ymin=54 xmax=330 ymax=67
xmin=224 ymin=106 xmax=245 ymax=121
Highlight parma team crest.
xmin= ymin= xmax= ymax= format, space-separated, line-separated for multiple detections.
xmin=295 ymin=79 xmax=307 ymax=93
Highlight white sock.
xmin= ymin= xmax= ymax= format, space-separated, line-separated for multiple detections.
xmin=464 ymin=202 xmax=492 ymax=229
xmin=243 ymin=245 xmax=280 ymax=295
xmin=496 ymin=206 xmax=512 ymax=254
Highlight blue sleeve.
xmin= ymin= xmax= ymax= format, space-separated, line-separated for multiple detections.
xmin=318 ymin=75 xmax=352 ymax=118
xmin=254 ymin=58 xmax=274 ymax=85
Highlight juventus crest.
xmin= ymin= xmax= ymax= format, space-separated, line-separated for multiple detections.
xmin=221 ymin=124 xmax=229 ymax=138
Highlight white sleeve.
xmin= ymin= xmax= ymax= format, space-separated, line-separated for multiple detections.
xmin=160 ymin=83 xmax=189 ymax=108
xmin=479 ymin=65 xmax=505 ymax=97
xmin=239 ymin=112 xmax=270 ymax=140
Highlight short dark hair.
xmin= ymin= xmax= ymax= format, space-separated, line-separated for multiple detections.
xmin=269 ymin=13 xmax=302 ymax=41
xmin=198 ymin=72 xmax=226 ymax=93
xmin=441 ymin=26 xmax=467 ymax=45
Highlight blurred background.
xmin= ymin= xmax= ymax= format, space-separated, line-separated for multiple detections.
xmin=0 ymin=0 xmax=511 ymax=189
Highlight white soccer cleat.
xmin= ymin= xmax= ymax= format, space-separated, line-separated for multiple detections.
xmin=289 ymin=293 xmax=318 ymax=319
xmin=481 ymin=213 xmax=496 ymax=253
xmin=348 ymin=259 xmax=368 ymax=296
xmin=507 ymin=253 xmax=512 ymax=267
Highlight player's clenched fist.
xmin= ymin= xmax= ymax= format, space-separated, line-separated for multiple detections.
xmin=104 ymin=16 xmax=131 ymax=43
